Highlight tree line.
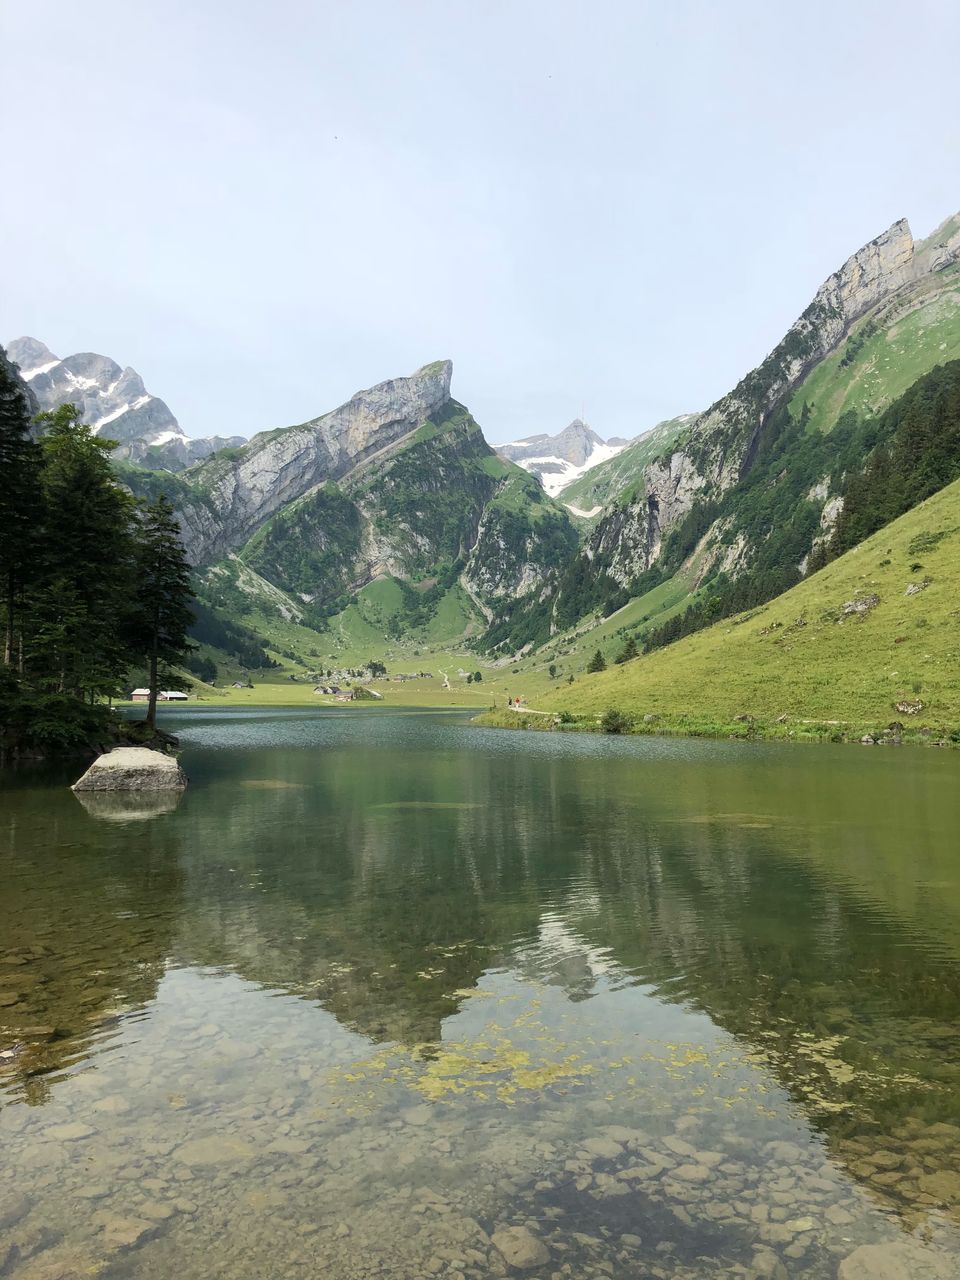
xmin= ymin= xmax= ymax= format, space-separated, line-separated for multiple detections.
xmin=0 ymin=353 xmax=194 ymax=757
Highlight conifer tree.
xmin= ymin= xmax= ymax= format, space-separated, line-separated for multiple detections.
xmin=0 ymin=351 xmax=42 ymax=667
xmin=586 ymin=648 xmax=607 ymax=673
xmin=615 ymin=635 xmax=638 ymax=664
xmin=132 ymin=496 xmax=194 ymax=731
xmin=33 ymin=406 xmax=137 ymax=700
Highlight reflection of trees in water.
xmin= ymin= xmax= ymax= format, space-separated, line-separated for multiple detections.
xmin=0 ymin=790 xmax=185 ymax=1104
xmin=167 ymin=742 xmax=960 ymax=1220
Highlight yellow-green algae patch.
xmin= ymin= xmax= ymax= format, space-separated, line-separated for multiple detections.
xmin=322 ymin=986 xmax=942 ymax=1127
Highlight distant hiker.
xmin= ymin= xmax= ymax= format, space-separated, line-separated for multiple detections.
xmin=507 ymin=695 xmax=512 ymax=707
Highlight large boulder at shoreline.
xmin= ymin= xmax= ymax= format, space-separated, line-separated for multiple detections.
xmin=72 ymin=747 xmax=187 ymax=792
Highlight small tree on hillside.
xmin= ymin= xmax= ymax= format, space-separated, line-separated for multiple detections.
xmin=615 ymin=635 xmax=638 ymax=664
xmin=132 ymin=496 xmax=194 ymax=731
xmin=586 ymin=649 xmax=607 ymax=674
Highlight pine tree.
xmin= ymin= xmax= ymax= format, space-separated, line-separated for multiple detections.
xmin=586 ymin=648 xmax=607 ymax=673
xmin=33 ymin=406 xmax=138 ymax=700
xmin=615 ymin=635 xmax=638 ymax=664
xmin=132 ymin=496 xmax=194 ymax=731
xmin=0 ymin=351 xmax=43 ymax=667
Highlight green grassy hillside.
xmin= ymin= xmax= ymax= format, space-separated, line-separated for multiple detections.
xmin=526 ymin=476 xmax=960 ymax=740
xmin=790 ymin=263 xmax=960 ymax=434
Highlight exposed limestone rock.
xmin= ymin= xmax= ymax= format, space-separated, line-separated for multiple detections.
xmin=71 ymin=747 xmax=187 ymax=792
xmin=573 ymin=212 xmax=960 ymax=594
xmin=841 ymin=593 xmax=880 ymax=616
xmin=176 ymin=361 xmax=454 ymax=563
xmin=5 ymin=336 xmax=243 ymax=471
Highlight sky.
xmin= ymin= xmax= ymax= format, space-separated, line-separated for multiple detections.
xmin=2 ymin=1 xmax=959 ymax=446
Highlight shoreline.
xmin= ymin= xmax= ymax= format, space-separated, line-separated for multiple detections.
xmin=472 ymin=707 xmax=960 ymax=748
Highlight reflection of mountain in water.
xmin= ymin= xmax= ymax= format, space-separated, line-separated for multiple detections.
xmin=166 ymin=736 xmax=960 ymax=1221
xmin=4 ymin=721 xmax=960 ymax=1221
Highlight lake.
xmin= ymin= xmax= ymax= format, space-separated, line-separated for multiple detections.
xmin=2 ymin=708 xmax=960 ymax=1280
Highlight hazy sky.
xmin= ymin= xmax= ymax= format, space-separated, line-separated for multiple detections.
xmin=3 ymin=1 xmax=959 ymax=444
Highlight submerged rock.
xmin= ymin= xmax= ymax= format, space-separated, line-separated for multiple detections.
xmin=491 ymin=1225 xmax=550 ymax=1270
xmin=72 ymin=747 xmax=187 ymax=792
xmin=838 ymin=1242 xmax=959 ymax=1280
xmin=174 ymin=1135 xmax=255 ymax=1166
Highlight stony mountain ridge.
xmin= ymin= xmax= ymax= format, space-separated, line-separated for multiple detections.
xmin=131 ymin=360 xmax=580 ymax=627
xmin=6 ymin=336 xmax=244 ymax=469
xmin=177 ymin=360 xmax=456 ymax=563
xmin=565 ymin=211 xmax=960 ymax=599
xmin=497 ymin=419 xmax=628 ymax=496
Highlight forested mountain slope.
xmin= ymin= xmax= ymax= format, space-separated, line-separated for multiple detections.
xmin=483 ymin=211 xmax=960 ymax=654
xmin=538 ymin=473 xmax=960 ymax=738
xmin=118 ymin=360 xmax=578 ymax=643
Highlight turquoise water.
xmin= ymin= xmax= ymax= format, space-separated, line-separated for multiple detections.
xmin=1 ymin=708 xmax=960 ymax=1278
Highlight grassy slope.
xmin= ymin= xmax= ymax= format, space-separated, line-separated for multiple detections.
xmin=789 ymin=264 xmax=960 ymax=435
xmin=526 ymin=476 xmax=960 ymax=738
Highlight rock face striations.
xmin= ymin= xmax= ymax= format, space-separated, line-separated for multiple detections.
xmin=72 ymin=747 xmax=188 ymax=791
xmin=6 ymin=337 xmax=244 ymax=470
xmin=130 ymin=359 xmax=580 ymax=623
xmin=177 ymin=361 xmax=456 ymax=563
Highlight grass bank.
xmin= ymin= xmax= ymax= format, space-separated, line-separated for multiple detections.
xmin=476 ymin=476 xmax=960 ymax=748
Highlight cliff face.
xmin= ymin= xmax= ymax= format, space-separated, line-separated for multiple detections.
xmin=161 ymin=362 xmax=579 ymax=623
xmin=0 ymin=344 xmax=39 ymax=422
xmin=577 ymin=213 xmax=960 ymax=590
xmin=178 ymin=361 xmax=456 ymax=564
xmin=5 ymin=336 xmax=244 ymax=469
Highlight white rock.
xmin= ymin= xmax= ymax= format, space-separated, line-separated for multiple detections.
xmin=72 ymin=747 xmax=187 ymax=792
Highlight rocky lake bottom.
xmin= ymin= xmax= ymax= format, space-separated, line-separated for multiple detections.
xmin=2 ymin=708 xmax=960 ymax=1280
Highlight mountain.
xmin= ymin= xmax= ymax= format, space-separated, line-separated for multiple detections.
xmin=129 ymin=360 xmax=578 ymax=637
xmin=5 ymin=336 xmax=244 ymax=470
xmin=536 ymin=471 xmax=960 ymax=741
xmin=484 ymin=211 xmax=960 ymax=652
xmin=560 ymin=414 xmax=697 ymax=518
xmin=496 ymin=419 xmax=628 ymax=496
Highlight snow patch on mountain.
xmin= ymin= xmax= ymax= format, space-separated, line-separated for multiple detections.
xmin=509 ymin=441 xmax=627 ymax=496
xmin=5 ymin=336 xmax=243 ymax=471
xmin=22 ymin=359 xmax=59 ymax=380
xmin=497 ymin=419 xmax=629 ymax=495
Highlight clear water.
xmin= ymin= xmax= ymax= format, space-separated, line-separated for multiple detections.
xmin=2 ymin=708 xmax=960 ymax=1279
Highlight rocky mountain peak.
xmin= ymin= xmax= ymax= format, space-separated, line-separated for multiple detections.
xmin=497 ymin=418 xmax=628 ymax=496
xmin=810 ymin=217 xmax=917 ymax=328
xmin=177 ymin=360 xmax=458 ymax=563
xmin=4 ymin=335 xmax=245 ymax=471
xmin=7 ymin=336 xmax=59 ymax=376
